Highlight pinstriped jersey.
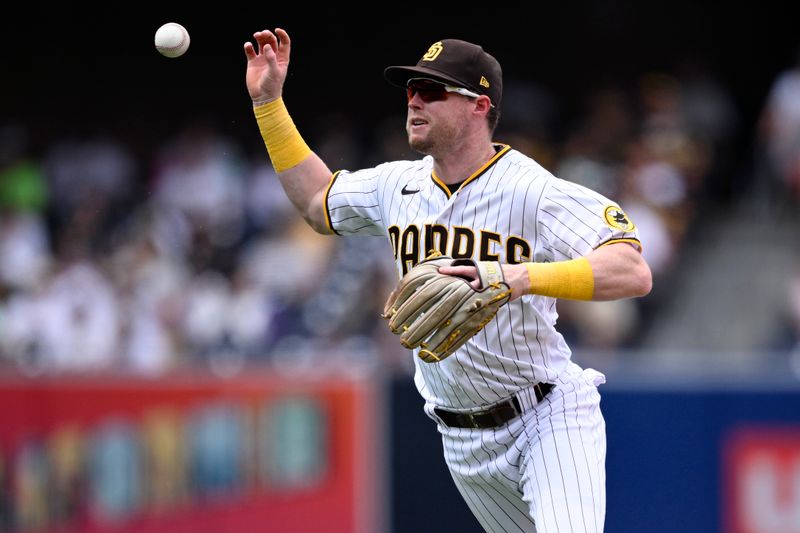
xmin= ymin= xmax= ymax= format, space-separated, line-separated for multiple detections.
xmin=325 ymin=144 xmax=640 ymax=409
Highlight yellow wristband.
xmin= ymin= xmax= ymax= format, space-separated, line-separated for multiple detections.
xmin=253 ymin=97 xmax=312 ymax=172
xmin=525 ymin=257 xmax=594 ymax=300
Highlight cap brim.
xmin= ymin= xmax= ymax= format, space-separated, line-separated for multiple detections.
xmin=384 ymin=65 xmax=466 ymax=89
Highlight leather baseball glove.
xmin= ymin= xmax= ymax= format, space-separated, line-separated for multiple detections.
xmin=382 ymin=253 xmax=512 ymax=363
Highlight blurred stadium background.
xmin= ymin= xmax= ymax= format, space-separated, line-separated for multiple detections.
xmin=1 ymin=4 xmax=798 ymax=532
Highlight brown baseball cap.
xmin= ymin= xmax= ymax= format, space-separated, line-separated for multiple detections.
xmin=385 ymin=39 xmax=503 ymax=108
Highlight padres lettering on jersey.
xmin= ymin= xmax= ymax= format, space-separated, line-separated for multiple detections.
xmin=387 ymin=223 xmax=531 ymax=275
xmin=324 ymin=144 xmax=640 ymax=409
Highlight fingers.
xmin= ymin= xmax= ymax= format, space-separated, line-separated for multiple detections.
xmin=254 ymin=30 xmax=276 ymax=56
xmin=275 ymin=27 xmax=291 ymax=60
xmin=243 ymin=30 xmax=273 ymax=60
xmin=438 ymin=265 xmax=477 ymax=278
xmin=244 ymin=31 xmax=272 ymax=62
xmin=248 ymin=29 xmax=290 ymax=60
xmin=439 ymin=265 xmax=481 ymax=290
xmin=243 ymin=41 xmax=256 ymax=60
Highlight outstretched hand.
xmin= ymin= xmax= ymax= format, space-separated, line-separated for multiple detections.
xmin=244 ymin=28 xmax=291 ymax=105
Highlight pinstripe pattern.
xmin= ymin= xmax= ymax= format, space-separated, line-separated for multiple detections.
xmin=525 ymin=369 xmax=606 ymax=532
xmin=327 ymin=147 xmax=637 ymax=407
xmin=441 ymin=366 xmax=606 ymax=532
xmin=326 ymin=146 xmax=634 ymax=531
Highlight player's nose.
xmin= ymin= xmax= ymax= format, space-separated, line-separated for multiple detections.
xmin=407 ymin=92 xmax=425 ymax=109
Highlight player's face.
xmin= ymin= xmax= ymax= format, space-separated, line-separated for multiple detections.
xmin=406 ymin=81 xmax=476 ymax=155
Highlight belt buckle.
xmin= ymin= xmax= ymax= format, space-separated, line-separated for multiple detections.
xmin=464 ymin=411 xmax=478 ymax=428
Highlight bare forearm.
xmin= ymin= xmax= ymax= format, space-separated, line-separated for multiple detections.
xmin=500 ymin=242 xmax=651 ymax=301
xmin=585 ymin=243 xmax=652 ymax=300
xmin=277 ymin=154 xmax=335 ymax=234
xmin=253 ymin=98 xmax=334 ymax=234
xmin=245 ymin=30 xmax=334 ymax=234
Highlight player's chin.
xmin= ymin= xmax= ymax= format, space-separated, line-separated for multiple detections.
xmin=408 ymin=135 xmax=433 ymax=154
xmin=407 ymin=128 xmax=431 ymax=152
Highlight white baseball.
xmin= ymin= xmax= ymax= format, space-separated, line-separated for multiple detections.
xmin=155 ymin=23 xmax=190 ymax=58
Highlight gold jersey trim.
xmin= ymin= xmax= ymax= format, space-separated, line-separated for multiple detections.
xmin=599 ymin=238 xmax=643 ymax=253
xmin=430 ymin=144 xmax=511 ymax=199
xmin=323 ymin=170 xmax=343 ymax=235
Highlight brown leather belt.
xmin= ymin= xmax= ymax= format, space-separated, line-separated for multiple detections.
xmin=434 ymin=382 xmax=555 ymax=429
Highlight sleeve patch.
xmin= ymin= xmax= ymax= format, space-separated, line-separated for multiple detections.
xmin=603 ymin=205 xmax=636 ymax=231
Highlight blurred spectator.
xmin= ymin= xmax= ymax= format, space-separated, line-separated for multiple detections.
xmin=780 ymin=269 xmax=800 ymax=353
xmin=618 ymin=138 xmax=688 ymax=269
xmin=300 ymin=235 xmax=396 ymax=368
xmin=675 ymin=57 xmax=741 ymax=200
xmin=226 ymin=266 xmax=273 ymax=358
xmin=756 ymin=46 xmax=800 ymax=209
xmin=181 ymin=270 xmax=235 ymax=357
xmin=43 ymin=131 xmax=137 ymax=255
xmin=238 ymin=217 xmax=335 ymax=353
xmin=151 ymin=123 xmax=247 ymax=254
xmin=558 ymin=298 xmax=641 ymax=352
xmin=622 ymin=201 xmax=674 ymax=278
xmin=120 ymin=299 xmax=178 ymax=376
xmin=791 ymin=273 xmax=800 ymax=336
xmin=177 ymin=266 xmax=271 ymax=371
xmin=243 ymin=158 xmax=296 ymax=237
xmin=2 ymin=259 xmax=120 ymax=374
xmin=110 ymin=214 xmax=189 ymax=374
xmin=0 ymin=123 xmax=48 ymax=213
xmin=0 ymin=212 xmax=51 ymax=293
xmin=41 ymin=259 xmax=121 ymax=371
xmin=555 ymin=85 xmax=636 ymax=199
xmin=638 ymin=72 xmax=712 ymax=197
xmin=0 ymin=124 xmax=52 ymax=292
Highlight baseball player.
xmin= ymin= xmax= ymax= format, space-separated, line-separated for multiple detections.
xmin=244 ymin=28 xmax=652 ymax=532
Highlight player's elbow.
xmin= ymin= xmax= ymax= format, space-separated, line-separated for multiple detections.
xmin=305 ymin=201 xmax=335 ymax=235
xmin=306 ymin=215 xmax=335 ymax=235
xmin=630 ymin=260 xmax=653 ymax=297
xmin=618 ymin=244 xmax=652 ymax=297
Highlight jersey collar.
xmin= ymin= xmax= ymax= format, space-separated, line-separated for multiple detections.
xmin=431 ymin=144 xmax=511 ymax=198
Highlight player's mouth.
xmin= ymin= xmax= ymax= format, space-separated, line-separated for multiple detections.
xmin=408 ymin=117 xmax=429 ymax=132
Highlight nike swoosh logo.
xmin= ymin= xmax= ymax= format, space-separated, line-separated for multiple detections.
xmin=401 ymin=185 xmax=420 ymax=195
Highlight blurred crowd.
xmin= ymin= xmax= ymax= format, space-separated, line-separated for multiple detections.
xmin=1 ymin=56 xmax=799 ymax=377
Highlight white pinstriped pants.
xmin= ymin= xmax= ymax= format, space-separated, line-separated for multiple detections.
xmin=428 ymin=368 xmax=607 ymax=533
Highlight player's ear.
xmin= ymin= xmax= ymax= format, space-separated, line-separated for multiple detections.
xmin=473 ymin=96 xmax=492 ymax=116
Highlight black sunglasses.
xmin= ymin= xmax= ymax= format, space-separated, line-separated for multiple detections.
xmin=406 ymin=78 xmax=483 ymax=104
